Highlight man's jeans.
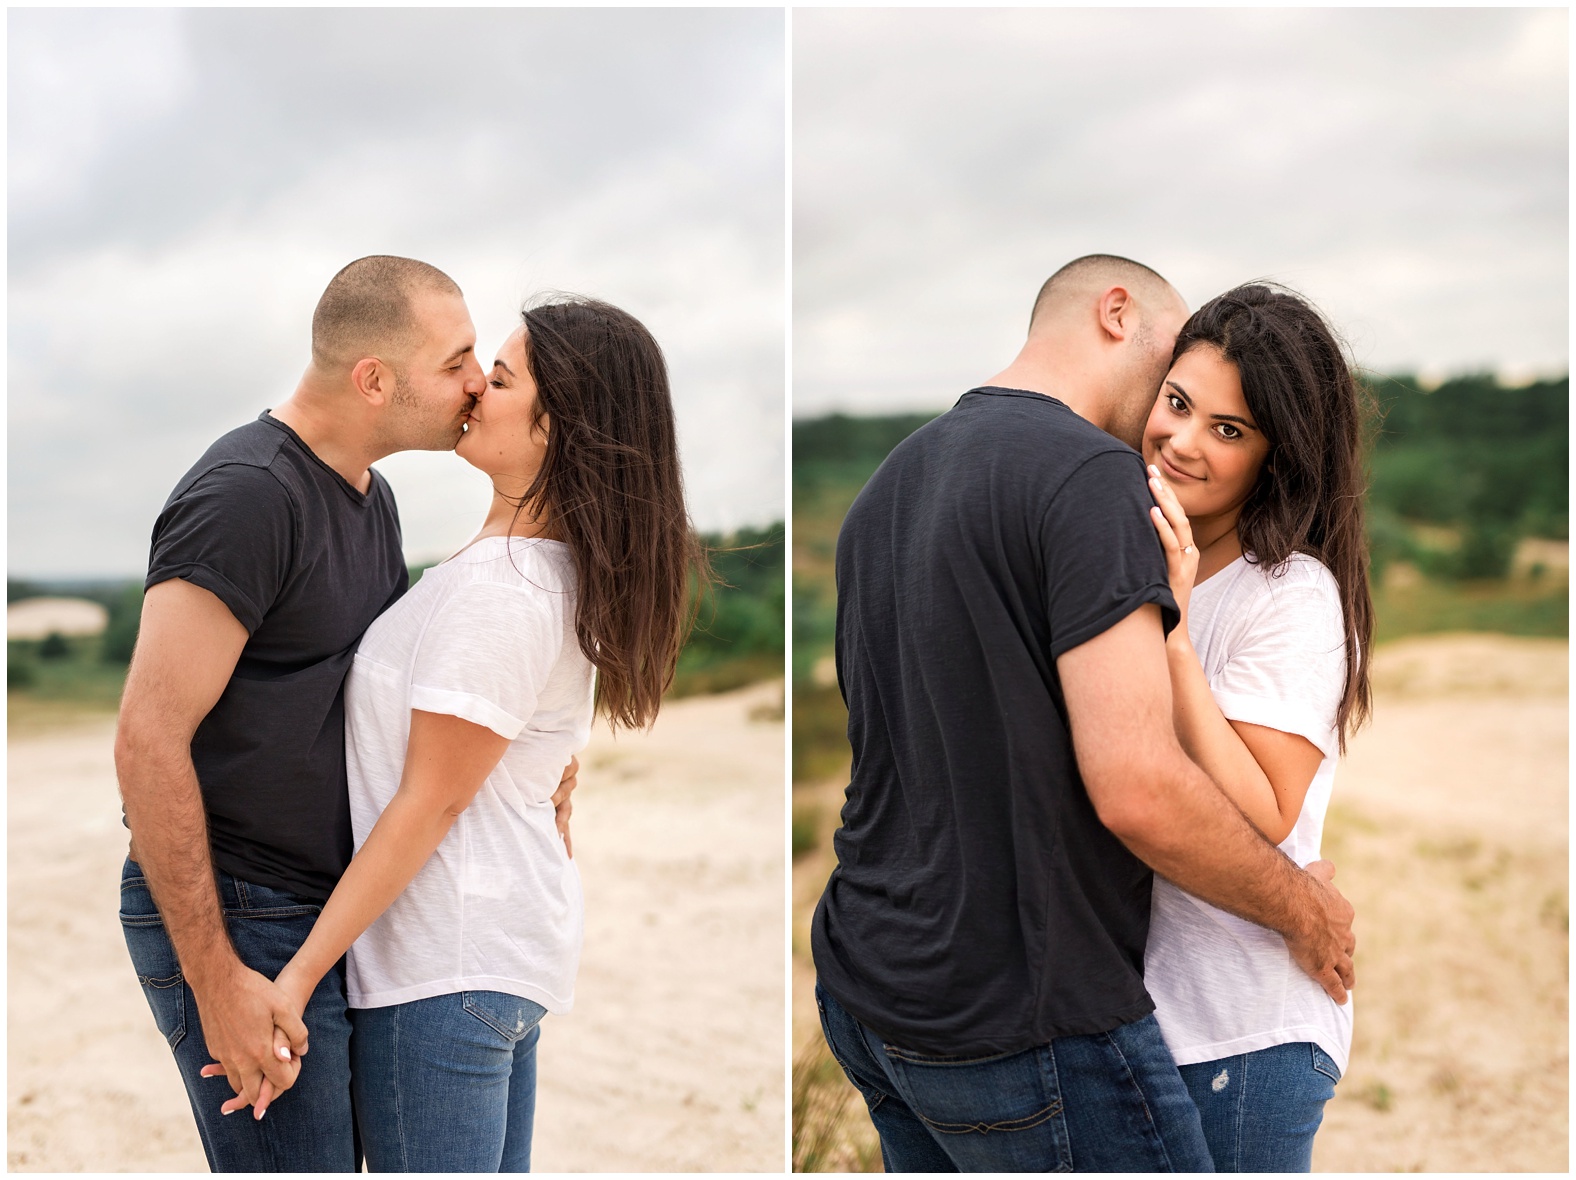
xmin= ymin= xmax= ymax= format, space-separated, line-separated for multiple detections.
xmin=817 ymin=981 xmax=1213 ymax=1172
xmin=351 ymin=990 xmax=549 ymax=1172
xmin=1177 ymin=1042 xmax=1340 ymax=1173
xmin=119 ymin=857 xmax=357 ymax=1172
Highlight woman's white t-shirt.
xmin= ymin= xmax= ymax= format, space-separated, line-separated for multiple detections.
xmin=344 ymin=536 xmax=593 ymax=1013
xmin=1145 ymin=550 xmax=1354 ymax=1075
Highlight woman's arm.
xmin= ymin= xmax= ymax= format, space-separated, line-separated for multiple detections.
xmin=204 ymin=708 xmax=509 ymax=1115
xmin=278 ymin=709 xmax=510 ymax=1005
xmin=1164 ymin=630 xmax=1323 ymax=845
xmin=1148 ymin=471 xmax=1324 ymax=845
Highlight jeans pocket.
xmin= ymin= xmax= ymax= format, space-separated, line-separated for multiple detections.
xmin=119 ymin=873 xmax=187 ymax=1050
xmin=1311 ymin=1044 xmax=1343 ymax=1085
xmin=462 ymin=991 xmax=547 ymax=1044
xmin=880 ymin=1042 xmax=1065 ymax=1139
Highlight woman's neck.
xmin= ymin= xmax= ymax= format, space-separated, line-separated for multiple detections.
xmin=473 ymin=488 xmax=556 ymax=543
xmin=1188 ymin=506 xmax=1245 ymax=583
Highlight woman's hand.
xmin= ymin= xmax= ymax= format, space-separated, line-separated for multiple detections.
xmin=1147 ymin=465 xmax=1198 ymax=626
xmin=197 ymin=961 xmax=316 ymax=1119
xmin=553 ymin=754 xmax=579 ymax=858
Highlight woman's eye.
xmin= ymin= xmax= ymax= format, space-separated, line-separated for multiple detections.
xmin=1215 ymin=424 xmax=1241 ymax=440
xmin=1168 ymin=395 xmax=1187 ymax=412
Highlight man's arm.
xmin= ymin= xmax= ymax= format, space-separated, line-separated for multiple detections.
xmin=115 ymin=578 xmax=308 ymax=1110
xmin=1057 ymin=604 xmax=1355 ymax=1003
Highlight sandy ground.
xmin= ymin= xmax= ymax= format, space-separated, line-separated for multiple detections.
xmin=792 ymin=634 xmax=1568 ymax=1173
xmin=8 ymin=680 xmax=787 ymax=1173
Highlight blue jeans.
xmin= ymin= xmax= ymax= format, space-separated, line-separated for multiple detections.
xmin=1177 ymin=1042 xmax=1341 ymax=1172
xmin=118 ymin=857 xmax=357 ymax=1172
xmin=816 ymin=981 xmax=1213 ymax=1172
xmin=351 ymin=990 xmax=548 ymax=1172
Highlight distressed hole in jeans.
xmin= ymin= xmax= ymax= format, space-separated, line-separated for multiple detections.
xmin=1212 ymin=1068 xmax=1230 ymax=1092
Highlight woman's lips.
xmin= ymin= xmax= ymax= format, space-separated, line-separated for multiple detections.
xmin=1158 ymin=452 xmax=1202 ymax=482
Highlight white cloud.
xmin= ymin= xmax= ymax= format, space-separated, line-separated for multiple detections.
xmin=793 ymin=8 xmax=1568 ymax=415
xmin=9 ymin=9 xmax=784 ymax=577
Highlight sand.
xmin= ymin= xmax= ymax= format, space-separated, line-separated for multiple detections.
xmin=791 ymin=633 xmax=1569 ymax=1173
xmin=7 ymin=680 xmax=787 ymax=1173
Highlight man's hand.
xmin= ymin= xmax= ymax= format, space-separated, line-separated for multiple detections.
xmin=1283 ymin=860 xmax=1356 ymax=1005
xmin=552 ymin=754 xmax=579 ymax=858
xmin=191 ymin=961 xmax=309 ymax=1117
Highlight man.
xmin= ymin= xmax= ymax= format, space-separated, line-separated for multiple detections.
xmin=116 ymin=256 xmax=574 ymax=1170
xmin=811 ymin=255 xmax=1356 ymax=1171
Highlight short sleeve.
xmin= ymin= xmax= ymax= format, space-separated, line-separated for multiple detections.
xmin=145 ymin=465 xmax=294 ymax=634
xmin=1211 ymin=574 xmax=1346 ymax=759
xmin=1042 ymin=450 xmax=1179 ymax=659
xmin=409 ymin=582 xmax=564 ymax=740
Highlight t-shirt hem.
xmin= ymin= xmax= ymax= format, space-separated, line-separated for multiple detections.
xmin=1050 ymin=581 xmax=1180 ymax=659
xmin=409 ymin=684 xmax=526 ymax=739
xmin=1209 ymin=690 xmax=1338 ymax=758
xmin=145 ymin=561 xmax=266 ymax=634
xmin=1164 ymin=1025 xmax=1350 ymax=1077
xmin=348 ymin=975 xmax=574 ymax=1015
xmin=818 ymin=971 xmax=1156 ymax=1057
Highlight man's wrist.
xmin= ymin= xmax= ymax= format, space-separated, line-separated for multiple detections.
xmin=184 ymin=945 xmax=244 ymax=997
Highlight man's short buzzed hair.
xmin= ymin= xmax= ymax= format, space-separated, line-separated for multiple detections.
xmin=1028 ymin=254 xmax=1175 ymax=333
xmin=311 ymin=255 xmax=462 ymax=370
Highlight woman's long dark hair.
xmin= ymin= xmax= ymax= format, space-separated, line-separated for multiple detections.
xmin=1172 ymin=284 xmax=1374 ymax=750
xmin=514 ymin=296 xmax=708 ymax=730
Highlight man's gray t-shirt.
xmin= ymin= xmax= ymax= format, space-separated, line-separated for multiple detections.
xmin=144 ymin=412 xmax=407 ymax=899
xmin=811 ymin=387 xmax=1179 ymax=1056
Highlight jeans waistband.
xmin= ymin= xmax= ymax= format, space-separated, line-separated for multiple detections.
xmin=124 ymin=856 xmax=322 ymax=913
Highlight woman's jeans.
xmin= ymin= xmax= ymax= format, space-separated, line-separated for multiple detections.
xmin=119 ymin=857 xmax=358 ymax=1172
xmin=1176 ymin=1042 xmax=1341 ymax=1173
xmin=351 ymin=991 xmax=549 ymax=1173
xmin=817 ymin=981 xmax=1213 ymax=1172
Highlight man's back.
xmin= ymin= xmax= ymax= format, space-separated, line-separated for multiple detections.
xmin=811 ymin=387 xmax=1178 ymax=1056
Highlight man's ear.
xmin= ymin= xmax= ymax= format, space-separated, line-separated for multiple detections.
xmin=1095 ymin=285 xmax=1135 ymax=343
xmin=349 ymin=357 xmax=393 ymax=406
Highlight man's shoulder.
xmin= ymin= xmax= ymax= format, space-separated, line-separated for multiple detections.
xmin=169 ymin=418 xmax=293 ymax=502
xmin=942 ymin=388 xmax=1139 ymax=459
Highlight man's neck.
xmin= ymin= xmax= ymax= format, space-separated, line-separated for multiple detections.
xmin=269 ymin=382 xmax=382 ymax=494
xmin=984 ymin=345 xmax=1108 ymax=432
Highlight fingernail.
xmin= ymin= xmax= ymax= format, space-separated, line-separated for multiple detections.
xmin=278 ymin=1046 xmax=292 ymax=1060
xmin=256 ymin=1108 xmax=267 ymax=1121
xmin=222 ymin=1109 xmax=234 ymax=1117
xmin=1148 ymin=464 xmax=1160 ymax=476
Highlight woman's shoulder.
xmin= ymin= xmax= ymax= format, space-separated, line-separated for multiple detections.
xmin=1241 ymin=549 xmax=1339 ymax=596
xmin=1231 ymin=551 xmax=1343 ymax=634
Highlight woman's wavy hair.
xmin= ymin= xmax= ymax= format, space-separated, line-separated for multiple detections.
xmin=1171 ymin=283 xmax=1374 ymax=750
xmin=513 ymin=296 xmax=708 ymax=730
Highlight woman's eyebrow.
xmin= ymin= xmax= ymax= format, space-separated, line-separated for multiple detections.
xmin=492 ymin=360 xmax=515 ymax=377
xmin=1168 ymin=379 xmax=1258 ymax=430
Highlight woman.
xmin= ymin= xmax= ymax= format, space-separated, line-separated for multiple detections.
xmin=208 ymin=297 xmax=702 ymax=1170
xmin=1140 ymin=284 xmax=1373 ymax=1172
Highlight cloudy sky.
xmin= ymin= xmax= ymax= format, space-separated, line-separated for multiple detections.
xmin=795 ymin=8 xmax=1568 ymax=416
xmin=11 ymin=8 xmax=784 ymax=578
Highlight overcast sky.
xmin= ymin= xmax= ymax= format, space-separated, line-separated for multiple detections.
xmin=10 ymin=8 xmax=783 ymax=579
xmin=795 ymin=7 xmax=1568 ymax=416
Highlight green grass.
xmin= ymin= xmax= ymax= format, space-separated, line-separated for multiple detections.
xmin=1372 ymin=578 xmax=1568 ymax=643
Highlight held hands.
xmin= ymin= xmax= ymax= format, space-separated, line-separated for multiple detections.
xmin=1147 ymin=465 xmax=1198 ymax=624
xmin=191 ymin=962 xmax=309 ymax=1120
xmin=1284 ymin=859 xmax=1357 ymax=1005
xmin=553 ymin=754 xmax=580 ymax=858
